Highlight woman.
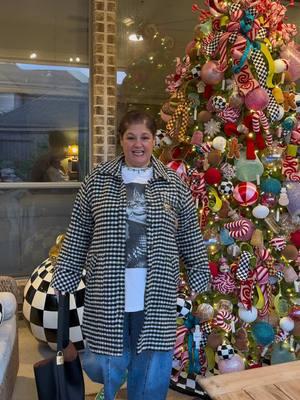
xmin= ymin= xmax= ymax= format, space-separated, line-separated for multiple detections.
xmin=51 ymin=110 xmax=209 ymax=400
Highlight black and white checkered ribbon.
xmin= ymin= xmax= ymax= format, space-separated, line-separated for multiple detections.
xmin=251 ymin=49 xmax=280 ymax=122
xmin=203 ymin=31 xmax=222 ymax=56
xmin=229 ymin=3 xmax=241 ymax=14
xmin=256 ymin=27 xmax=268 ymax=41
xmin=236 ymin=251 xmax=251 ymax=281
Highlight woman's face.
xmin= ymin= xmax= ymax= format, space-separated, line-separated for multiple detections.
xmin=120 ymin=122 xmax=155 ymax=168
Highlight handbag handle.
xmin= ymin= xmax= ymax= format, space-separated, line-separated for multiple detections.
xmin=57 ymin=292 xmax=70 ymax=353
xmin=56 ymin=292 xmax=70 ymax=399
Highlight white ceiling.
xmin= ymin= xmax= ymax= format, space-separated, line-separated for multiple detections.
xmin=0 ymin=0 xmax=88 ymax=65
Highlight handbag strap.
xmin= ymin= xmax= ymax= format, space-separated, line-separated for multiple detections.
xmin=56 ymin=293 xmax=70 ymax=399
xmin=57 ymin=292 xmax=70 ymax=352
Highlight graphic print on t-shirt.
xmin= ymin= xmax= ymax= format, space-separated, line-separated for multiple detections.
xmin=125 ymin=182 xmax=147 ymax=269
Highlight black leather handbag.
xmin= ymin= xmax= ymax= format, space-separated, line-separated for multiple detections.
xmin=33 ymin=293 xmax=85 ymax=400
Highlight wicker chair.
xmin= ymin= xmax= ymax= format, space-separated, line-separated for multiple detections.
xmin=0 ymin=276 xmax=19 ymax=400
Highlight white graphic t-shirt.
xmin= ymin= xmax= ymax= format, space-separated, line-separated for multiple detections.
xmin=122 ymin=165 xmax=153 ymax=312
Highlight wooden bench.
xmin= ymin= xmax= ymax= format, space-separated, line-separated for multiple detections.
xmin=200 ymin=360 xmax=300 ymax=400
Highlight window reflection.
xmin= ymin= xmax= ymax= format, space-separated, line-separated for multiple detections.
xmin=0 ymin=188 xmax=77 ymax=276
xmin=0 ymin=62 xmax=89 ymax=182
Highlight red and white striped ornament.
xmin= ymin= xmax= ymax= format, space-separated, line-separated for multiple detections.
xmin=252 ymin=111 xmax=273 ymax=146
xmin=213 ymin=310 xmax=238 ymax=333
xmin=224 ymin=218 xmax=254 ymax=240
xmin=218 ymin=106 xmax=240 ymax=123
xmin=212 ymin=273 xmax=236 ymax=294
xmin=233 ymin=182 xmax=259 ymax=206
xmin=270 ymin=237 xmax=287 ymax=251
xmin=167 ymin=160 xmax=187 ymax=180
xmin=255 ymin=247 xmax=271 ymax=262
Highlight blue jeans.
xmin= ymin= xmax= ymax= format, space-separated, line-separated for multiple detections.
xmin=82 ymin=311 xmax=173 ymax=400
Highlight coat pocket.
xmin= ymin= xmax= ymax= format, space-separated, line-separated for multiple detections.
xmin=85 ymin=253 xmax=98 ymax=284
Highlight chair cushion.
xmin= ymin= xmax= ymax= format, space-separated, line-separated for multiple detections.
xmin=0 ymin=292 xmax=17 ymax=321
xmin=0 ymin=315 xmax=16 ymax=384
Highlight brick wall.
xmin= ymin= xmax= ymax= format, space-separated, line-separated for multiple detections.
xmin=91 ymin=0 xmax=117 ymax=166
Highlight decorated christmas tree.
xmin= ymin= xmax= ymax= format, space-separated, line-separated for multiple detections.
xmin=155 ymin=0 xmax=300 ymax=395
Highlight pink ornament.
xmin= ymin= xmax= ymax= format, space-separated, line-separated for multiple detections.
xmin=280 ymin=42 xmax=300 ymax=81
xmin=233 ymin=182 xmax=259 ymax=206
xmin=206 ymin=96 xmax=214 ymax=112
xmin=191 ymin=130 xmax=203 ymax=145
xmin=185 ymin=40 xmax=196 ymax=56
xmin=261 ymin=193 xmax=277 ymax=208
xmin=201 ymin=60 xmax=224 ymax=86
xmin=245 ymin=87 xmax=269 ymax=111
xmin=218 ymin=354 xmax=245 ymax=374
xmin=289 ymin=305 xmax=300 ymax=321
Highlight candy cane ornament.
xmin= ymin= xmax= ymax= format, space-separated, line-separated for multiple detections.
xmin=252 ymin=111 xmax=273 ymax=146
xmin=224 ymin=218 xmax=253 ymax=239
xmin=213 ymin=310 xmax=238 ymax=332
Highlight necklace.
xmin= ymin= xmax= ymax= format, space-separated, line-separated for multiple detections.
xmin=122 ymin=164 xmax=152 ymax=173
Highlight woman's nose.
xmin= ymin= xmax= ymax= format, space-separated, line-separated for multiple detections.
xmin=133 ymin=139 xmax=143 ymax=146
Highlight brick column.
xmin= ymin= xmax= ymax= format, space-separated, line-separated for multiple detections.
xmin=91 ymin=0 xmax=117 ymax=166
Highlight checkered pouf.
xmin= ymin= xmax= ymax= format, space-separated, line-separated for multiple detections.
xmin=22 ymin=258 xmax=86 ymax=350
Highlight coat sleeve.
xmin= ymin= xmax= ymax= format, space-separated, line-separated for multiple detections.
xmin=51 ymin=178 xmax=94 ymax=293
xmin=176 ymin=182 xmax=210 ymax=294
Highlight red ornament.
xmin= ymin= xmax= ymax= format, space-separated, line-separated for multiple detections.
xmin=290 ymin=230 xmax=300 ymax=248
xmin=255 ymin=132 xmax=266 ymax=150
xmin=243 ymin=114 xmax=253 ymax=130
xmin=224 ymin=122 xmax=238 ymax=137
xmin=233 ymin=182 xmax=259 ymax=206
xmin=209 ymin=261 xmax=219 ymax=277
xmin=204 ymin=167 xmax=222 ymax=185
xmin=246 ymin=135 xmax=256 ymax=160
xmin=204 ymin=85 xmax=213 ymax=100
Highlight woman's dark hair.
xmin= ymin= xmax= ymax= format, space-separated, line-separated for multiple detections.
xmin=118 ymin=110 xmax=157 ymax=138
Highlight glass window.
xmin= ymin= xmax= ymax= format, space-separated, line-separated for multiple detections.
xmin=0 ymin=188 xmax=77 ymax=276
xmin=0 ymin=63 xmax=89 ymax=182
xmin=116 ymin=0 xmax=201 ymax=120
xmin=0 ymin=0 xmax=89 ymax=276
xmin=116 ymin=0 xmax=300 ymax=118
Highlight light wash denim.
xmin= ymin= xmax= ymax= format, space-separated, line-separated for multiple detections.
xmin=82 ymin=311 xmax=173 ymax=400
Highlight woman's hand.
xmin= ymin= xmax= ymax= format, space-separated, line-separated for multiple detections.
xmin=54 ymin=289 xmax=66 ymax=298
xmin=190 ymin=290 xmax=198 ymax=301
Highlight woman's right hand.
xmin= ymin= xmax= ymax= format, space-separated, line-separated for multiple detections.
xmin=54 ymin=289 xmax=66 ymax=298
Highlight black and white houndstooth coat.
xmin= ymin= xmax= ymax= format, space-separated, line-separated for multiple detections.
xmin=51 ymin=155 xmax=209 ymax=356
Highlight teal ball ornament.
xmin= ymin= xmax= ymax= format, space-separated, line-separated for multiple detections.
xmin=251 ymin=321 xmax=275 ymax=346
xmin=260 ymin=177 xmax=281 ymax=195
xmin=282 ymin=116 xmax=297 ymax=131
xmin=271 ymin=342 xmax=296 ymax=365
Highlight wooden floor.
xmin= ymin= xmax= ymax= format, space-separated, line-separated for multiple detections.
xmin=200 ymin=360 xmax=300 ymax=400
